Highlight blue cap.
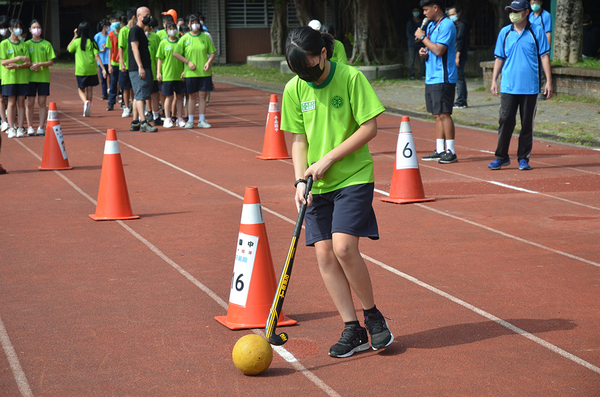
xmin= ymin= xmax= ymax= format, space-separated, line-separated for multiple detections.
xmin=505 ymin=0 xmax=530 ymax=11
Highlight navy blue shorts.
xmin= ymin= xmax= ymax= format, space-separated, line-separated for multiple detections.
xmin=161 ymin=80 xmax=185 ymax=96
xmin=76 ymin=75 xmax=99 ymax=89
xmin=118 ymin=70 xmax=132 ymax=89
xmin=2 ymin=84 xmax=29 ymax=97
xmin=425 ymin=83 xmax=455 ymax=115
xmin=304 ymin=183 xmax=379 ymax=246
xmin=28 ymin=82 xmax=50 ymax=97
xmin=185 ymin=76 xmax=213 ymax=94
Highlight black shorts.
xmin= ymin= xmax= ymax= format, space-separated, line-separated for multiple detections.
xmin=28 ymin=82 xmax=50 ymax=97
xmin=161 ymin=80 xmax=185 ymax=96
xmin=304 ymin=183 xmax=379 ymax=246
xmin=151 ymin=80 xmax=159 ymax=94
xmin=76 ymin=75 xmax=99 ymax=89
xmin=118 ymin=70 xmax=132 ymax=89
xmin=425 ymin=83 xmax=456 ymax=115
xmin=185 ymin=76 xmax=214 ymax=94
xmin=2 ymin=84 xmax=29 ymax=97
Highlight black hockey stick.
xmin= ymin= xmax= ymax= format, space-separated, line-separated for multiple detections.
xmin=265 ymin=175 xmax=313 ymax=346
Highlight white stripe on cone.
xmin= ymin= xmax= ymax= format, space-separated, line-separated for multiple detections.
xmin=104 ymin=140 xmax=120 ymax=155
xmin=240 ymin=203 xmax=264 ymax=225
xmin=47 ymin=110 xmax=58 ymax=121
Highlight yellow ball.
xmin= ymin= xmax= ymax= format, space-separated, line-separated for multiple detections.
xmin=232 ymin=334 xmax=273 ymax=375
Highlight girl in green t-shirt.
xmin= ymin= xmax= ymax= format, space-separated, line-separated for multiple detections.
xmin=157 ymin=22 xmax=185 ymax=128
xmin=0 ymin=15 xmax=10 ymax=134
xmin=281 ymin=26 xmax=392 ymax=358
xmin=67 ymin=21 xmax=106 ymax=118
xmin=0 ymin=18 xmax=31 ymax=138
xmin=26 ymin=20 xmax=55 ymax=136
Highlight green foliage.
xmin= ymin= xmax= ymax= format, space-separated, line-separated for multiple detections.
xmin=345 ymin=32 xmax=354 ymax=47
xmin=107 ymin=0 xmax=138 ymax=13
xmin=474 ymin=86 xmax=486 ymax=92
xmin=553 ymin=93 xmax=600 ymax=106
xmin=212 ymin=64 xmax=295 ymax=85
xmin=551 ymin=58 xmax=600 ymax=69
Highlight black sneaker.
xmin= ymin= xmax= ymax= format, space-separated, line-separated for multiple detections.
xmin=422 ymin=151 xmax=443 ymax=161
xmin=329 ymin=325 xmax=370 ymax=358
xmin=130 ymin=122 xmax=140 ymax=131
xmin=153 ymin=117 xmax=163 ymax=126
xmin=101 ymin=95 xmax=109 ymax=101
xmin=438 ymin=150 xmax=458 ymax=164
xmin=107 ymin=103 xmax=114 ymax=111
xmin=364 ymin=311 xmax=394 ymax=350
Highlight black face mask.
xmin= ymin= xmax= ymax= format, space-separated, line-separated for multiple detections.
xmin=142 ymin=16 xmax=151 ymax=26
xmin=296 ymin=57 xmax=324 ymax=82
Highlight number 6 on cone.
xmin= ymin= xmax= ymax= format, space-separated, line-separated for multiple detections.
xmin=265 ymin=176 xmax=313 ymax=346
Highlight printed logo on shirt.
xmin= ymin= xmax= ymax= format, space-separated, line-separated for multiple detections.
xmin=331 ymin=96 xmax=343 ymax=108
xmin=29 ymin=47 xmax=34 ymax=52
xmin=166 ymin=46 xmax=172 ymax=50
xmin=186 ymin=40 xmax=191 ymax=45
xmin=7 ymin=49 xmax=14 ymax=54
xmin=301 ymin=100 xmax=315 ymax=113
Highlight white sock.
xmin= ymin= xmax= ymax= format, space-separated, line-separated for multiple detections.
xmin=153 ymin=112 xmax=159 ymax=120
xmin=188 ymin=115 xmax=194 ymax=122
xmin=436 ymin=139 xmax=445 ymax=154
xmin=199 ymin=114 xmax=205 ymax=121
xmin=446 ymin=140 xmax=455 ymax=154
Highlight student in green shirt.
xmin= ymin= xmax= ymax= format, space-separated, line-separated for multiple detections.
xmin=319 ymin=24 xmax=348 ymax=64
xmin=26 ymin=20 xmax=55 ymax=136
xmin=0 ymin=18 xmax=31 ymax=138
xmin=157 ymin=21 xmax=185 ymax=128
xmin=67 ymin=21 xmax=106 ymax=118
xmin=118 ymin=8 xmax=136 ymax=118
xmin=0 ymin=15 xmax=10 ymax=135
xmin=145 ymin=17 xmax=162 ymax=126
xmin=173 ymin=14 xmax=216 ymax=129
xmin=281 ymin=27 xmax=393 ymax=358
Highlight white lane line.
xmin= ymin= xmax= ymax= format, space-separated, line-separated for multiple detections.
xmin=487 ymin=181 xmax=539 ymax=194
xmin=0 ymin=317 xmax=34 ymax=397
xmin=374 ymin=187 xmax=600 ymax=268
xmin=20 ymin=101 xmax=600 ymax=378
xmin=362 ymin=253 xmax=600 ymax=375
xmin=14 ymin=140 xmax=338 ymax=397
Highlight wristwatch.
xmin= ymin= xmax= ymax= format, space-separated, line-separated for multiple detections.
xmin=419 ymin=35 xmax=425 ymax=41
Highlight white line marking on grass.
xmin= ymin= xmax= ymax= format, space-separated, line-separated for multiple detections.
xmin=0 ymin=317 xmax=34 ymax=397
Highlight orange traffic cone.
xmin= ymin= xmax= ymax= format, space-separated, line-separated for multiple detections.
xmin=215 ymin=187 xmax=296 ymax=330
xmin=89 ymin=129 xmax=140 ymax=221
xmin=39 ymin=102 xmax=73 ymax=170
xmin=256 ymin=94 xmax=291 ymax=160
xmin=380 ymin=116 xmax=435 ymax=204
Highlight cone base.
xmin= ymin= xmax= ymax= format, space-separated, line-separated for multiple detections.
xmin=380 ymin=197 xmax=435 ymax=204
xmin=89 ymin=214 xmax=140 ymax=221
xmin=214 ymin=314 xmax=297 ymax=330
xmin=256 ymin=155 xmax=292 ymax=160
xmin=39 ymin=166 xmax=73 ymax=171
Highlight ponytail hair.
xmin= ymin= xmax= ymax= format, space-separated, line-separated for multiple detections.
xmin=285 ymin=26 xmax=334 ymax=73
xmin=77 ymin=21 xmax=98 ymax=51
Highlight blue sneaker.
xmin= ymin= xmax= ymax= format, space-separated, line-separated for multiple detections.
xmin=518 ymin=159 xmax=531 ymax=170
xmin=488 ymin=158 xmax=510 ymax=170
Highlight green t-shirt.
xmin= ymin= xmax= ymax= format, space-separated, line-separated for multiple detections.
xmin=27 ymin=39 xmax=56 ymax=83
xmin=157 ymin=30 xmax=167 ymax=40
xmin=67 ymin=38 xmax=99 ymax=76
xmin=281 ymin=62 xmax=385 ymax=194
xmin=118 ymin=26 xmax=130 ymax=69
xmin=331 ymin=40 xmax=348 ymax=64
xmin=156 ymin=37 xmax=184 ymax=82
xmin=174 ymin=32 xmax=216 ymax=78
xmin=147 ymin=31 xmax=160 ymax=81
xmin=0 ymin=38 xmax=30 ymax=85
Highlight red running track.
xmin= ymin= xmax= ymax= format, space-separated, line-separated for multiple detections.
xmin=1 ymin=69 xmax=599 ymax=396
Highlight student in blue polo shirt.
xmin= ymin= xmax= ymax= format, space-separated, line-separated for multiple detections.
xmin=529 ymin=0 xmax=552 ymax=100
xmin=415 ymin=0 xmax=458 ymax=164
xmin=488 ymin=0 xmax=552 ymax=171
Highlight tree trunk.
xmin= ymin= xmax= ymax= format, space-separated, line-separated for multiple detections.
xmin=270 ymin=0 xmax=288 ymax=55
xmin=294 ymin=0 xmax=312 ymax=26
xmin=349 ymin=0 xmax=371 ymax=65
xmin=554 ymin=0 xmax=583 ymax=63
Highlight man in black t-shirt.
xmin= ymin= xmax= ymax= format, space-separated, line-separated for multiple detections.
xmin=128 ymin=6 xmax=157 ymax=132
